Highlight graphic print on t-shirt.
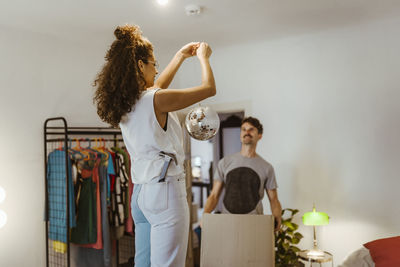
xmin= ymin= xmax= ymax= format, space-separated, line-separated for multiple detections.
xmin=223 ymin=167 xmax=260 ymax=214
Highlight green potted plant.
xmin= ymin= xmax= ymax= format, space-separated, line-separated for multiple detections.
xmin=275 ymin=208 xmax=305 ymax=267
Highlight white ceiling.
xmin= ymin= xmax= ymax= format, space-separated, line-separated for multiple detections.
xmin=1 ymin=0 xmax=400 ymax=47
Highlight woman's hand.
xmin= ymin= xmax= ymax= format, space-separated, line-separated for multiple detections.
xmin=179 ymin=42 xmax=200 ymax=59
xmin=196 ymin=42 xmax=212 ymax=59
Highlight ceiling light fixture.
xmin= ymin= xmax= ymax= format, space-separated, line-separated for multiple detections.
xmin=157 ymin=0 xmax=168 ymax=6
xmin=185 ymin=4 xmax=201 ymax=16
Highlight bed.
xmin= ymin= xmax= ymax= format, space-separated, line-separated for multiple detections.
xmin=339 ymin=236 xmax=400 ymax=267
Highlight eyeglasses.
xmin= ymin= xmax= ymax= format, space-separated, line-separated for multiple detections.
xmin=147 ymin=60 xmax=159 ymax=69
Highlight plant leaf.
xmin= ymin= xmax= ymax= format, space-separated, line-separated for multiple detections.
xmin=291 ymin=237 xmax=300 ymax=244
xmin=290 ymin=246 xmax=301 ymax=253
xmin=282 ymin=242 xmax=290 ymax=250
xmin=283 ymin=221 xmax=296 ymax=230
xmin=275 ymin=207 xmax=305 ymax=266
xmin=292 ymin=209 xmax=299 ymax=216
xmin=294 ymin=232 xmax=303 ymax=239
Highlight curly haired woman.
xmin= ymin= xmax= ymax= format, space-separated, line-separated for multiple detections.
xmin=93 ymin=24 xmax=215 ymax=267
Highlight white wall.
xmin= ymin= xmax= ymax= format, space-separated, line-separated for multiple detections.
xmin=0 ymin=26 xmax=110 ymax=266
xmin=176 ymin=17 xmax=400 ymax=263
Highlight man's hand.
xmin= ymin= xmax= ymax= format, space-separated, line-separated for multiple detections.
xmin=274 ymin=216 xmax=282 ymax=232
xmin=267 ymin=189 xmax=283 ymax=232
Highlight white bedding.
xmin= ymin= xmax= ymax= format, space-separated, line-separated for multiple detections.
xmin=338 ymin=247 xmax=375 ymax=267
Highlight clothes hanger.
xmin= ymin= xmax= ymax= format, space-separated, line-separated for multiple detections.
xmin=94 ymin=138 xmax=101 ymax=150
xmin=70 ymin=138 xmax=87 ymax=160
xmin=79 ymin=138 xmax=95 ymax=161
xmin=93 ymin=137 xmax=109 ymax=160
xmin=69 ymin=139 xmax=81 ymax=159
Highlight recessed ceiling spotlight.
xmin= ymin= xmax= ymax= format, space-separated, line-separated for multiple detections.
xmin=157 ymin=0 xmax=168 ymax=6
xmin=185 ymin=4 xmax=201 ymax=16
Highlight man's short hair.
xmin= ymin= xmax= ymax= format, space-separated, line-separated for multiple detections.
xmin=241 ymin=116 xmax=263 ymax=135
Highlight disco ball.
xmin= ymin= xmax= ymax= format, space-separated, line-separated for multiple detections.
xmin=185 ymin=105 xmax=220 ymax=141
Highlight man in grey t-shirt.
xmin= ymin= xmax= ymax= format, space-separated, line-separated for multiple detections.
xmin=202 ymin=117 xmax=282 ymax=230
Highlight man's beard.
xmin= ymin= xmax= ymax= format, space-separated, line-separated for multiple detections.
xmin=242 ymin=135 xmax=254 ymax=145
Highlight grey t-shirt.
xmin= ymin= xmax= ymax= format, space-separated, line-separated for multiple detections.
xmin=214 ymin=152 xmax=277 ymax=214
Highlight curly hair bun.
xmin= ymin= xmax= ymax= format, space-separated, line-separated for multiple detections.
xmin=114 ymin=24 xmax=141 ymax=42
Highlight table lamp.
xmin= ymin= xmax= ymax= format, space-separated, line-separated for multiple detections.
xmin=302 ymin=204 xmax=329 ymax=258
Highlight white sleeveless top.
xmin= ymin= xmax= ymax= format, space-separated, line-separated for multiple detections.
xmin=119 ymin=88 xmax=185 ymax=184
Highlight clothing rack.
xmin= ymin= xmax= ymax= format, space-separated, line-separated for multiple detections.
xmin=44 ymin=117 xmax=134 ymax=267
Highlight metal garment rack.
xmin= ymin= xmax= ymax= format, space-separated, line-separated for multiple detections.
xmin=44 ymin=117 xmax=133 ymax=267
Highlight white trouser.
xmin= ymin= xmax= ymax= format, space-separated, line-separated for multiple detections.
xmin=137 ymin=176 xmax=189 ymax=267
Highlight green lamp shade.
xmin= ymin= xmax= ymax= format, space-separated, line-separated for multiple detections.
xmin=302 ymin=209 xmax=329 ymax=226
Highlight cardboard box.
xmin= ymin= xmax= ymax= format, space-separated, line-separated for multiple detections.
xmin=200 ymin=214 xmax=275 ymax=267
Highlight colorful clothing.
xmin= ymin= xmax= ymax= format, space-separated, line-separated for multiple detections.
xmin=47 ymin=149 xmax=76 ymax=243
